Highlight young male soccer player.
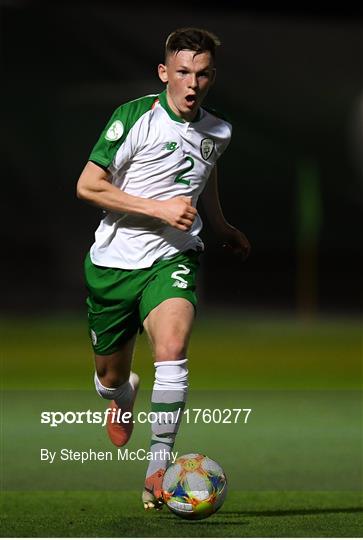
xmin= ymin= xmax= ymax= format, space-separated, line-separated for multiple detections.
xmin=77 ymin=27 xmax=250 ymax=509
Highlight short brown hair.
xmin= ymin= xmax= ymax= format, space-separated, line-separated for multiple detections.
xmin=165 ymin=27 xmax=221 ymax=61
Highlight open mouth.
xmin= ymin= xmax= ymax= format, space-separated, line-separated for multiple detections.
xmin=185 ymin=95 xmax=197 ymax=106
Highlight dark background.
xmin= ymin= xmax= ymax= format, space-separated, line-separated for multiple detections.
xmin=2 ymin=4 xmax=362 ymax=315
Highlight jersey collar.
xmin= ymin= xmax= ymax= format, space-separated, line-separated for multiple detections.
xmin=158 ymin=89 xmax=201 ymax=123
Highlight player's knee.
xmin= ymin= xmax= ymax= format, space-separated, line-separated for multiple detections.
xmin=95 ymin=368 xmax=128 ymax=389
xmin=154 ymin=338 xmax=187 ymax=361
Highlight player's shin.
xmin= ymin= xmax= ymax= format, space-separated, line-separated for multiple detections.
xmin=143 ymin=359 xmax=188 ymax=508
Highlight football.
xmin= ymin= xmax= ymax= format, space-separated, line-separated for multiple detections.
xmin=162 ymin=453 xmax=227 ymax=520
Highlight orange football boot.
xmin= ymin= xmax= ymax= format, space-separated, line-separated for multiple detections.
xmin=142 ymin=468 xmax=165 ymax=510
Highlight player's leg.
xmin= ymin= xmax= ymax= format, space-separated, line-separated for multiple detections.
xmin=94 ymin=334 xmax=136 ymax=388
xmin=144 ymin=297 xmax=194 ymax=361
xmin=84 ymin=252 xmax=143 ymax=447
xmin=93 ymin=335 xmax=140 ymax=447
xmin=142 ymin=297 xmax=194 ymax=509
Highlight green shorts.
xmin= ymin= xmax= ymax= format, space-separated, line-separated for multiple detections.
xmin=84 ymin=250 xmax=200 ymax=355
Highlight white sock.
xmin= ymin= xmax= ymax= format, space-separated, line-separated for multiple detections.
xmin=153 ymin=358 xmax=189 ymax=391
xmin=94 ymin=372 xmax=138 ymax=409
xmin=145 ymin=359 xmax=188 ymax=480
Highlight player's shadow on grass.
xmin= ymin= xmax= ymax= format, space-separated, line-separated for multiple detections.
xmin=219 ymin=507 xmax=363 ymax=518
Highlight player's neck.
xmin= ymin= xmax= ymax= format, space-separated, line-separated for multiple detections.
xmin=164 ymin=90 xmax=199 ymax=123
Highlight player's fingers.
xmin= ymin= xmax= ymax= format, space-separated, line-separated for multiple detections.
xmin=180 ymin=197 xmax=196 ymax=213
xmin=179 ymin=204 xmax=196 ymax=214
xmin=184 ymin=210 xmax=196 ymax=220
xmin=175 ymin=223 xmax=190 ymax=231
xmin=178 ymin=214 xmax=194 ymax=224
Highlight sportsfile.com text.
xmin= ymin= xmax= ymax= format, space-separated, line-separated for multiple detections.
xmin=40 ymin=408 xmax=252 ymax=427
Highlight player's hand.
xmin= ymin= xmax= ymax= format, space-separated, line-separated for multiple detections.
xmin=155 ymin=196 xmax=197 ymax=231
xmin=221 ymin=226 xmax=251 ymax=261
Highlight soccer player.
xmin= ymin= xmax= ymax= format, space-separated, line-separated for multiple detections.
xmin=76 ymin=27 xmax=250 ymax=510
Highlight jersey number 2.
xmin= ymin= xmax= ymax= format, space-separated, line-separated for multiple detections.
xmin=174 ymin=157 xmax=195 ymax=186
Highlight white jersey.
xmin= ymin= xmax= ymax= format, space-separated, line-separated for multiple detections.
xmin=89 ymin=90 xmax=232 ymax=269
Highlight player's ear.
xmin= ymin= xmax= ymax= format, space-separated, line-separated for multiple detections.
xmin=158 ymin=64 xmax=168 ymax=83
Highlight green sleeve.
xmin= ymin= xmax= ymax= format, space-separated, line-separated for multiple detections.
xmin=89 ymin=94 xmax=157 ymax=168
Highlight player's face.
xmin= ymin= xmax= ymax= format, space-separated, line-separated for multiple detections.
xmin=158 ymin=50 xmax=216 ymax=122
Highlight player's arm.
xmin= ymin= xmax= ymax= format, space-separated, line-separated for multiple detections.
xmin=201 ymin=165 xmax=251 ymax=260
xmin=76 ymin=161 xmax=197 ymax=232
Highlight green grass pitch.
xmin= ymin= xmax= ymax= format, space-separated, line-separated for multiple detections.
xmin=1 ymin=491 xmax=362 ymax=537
xmin=1 ymin=314 xmax=362 ymax=537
